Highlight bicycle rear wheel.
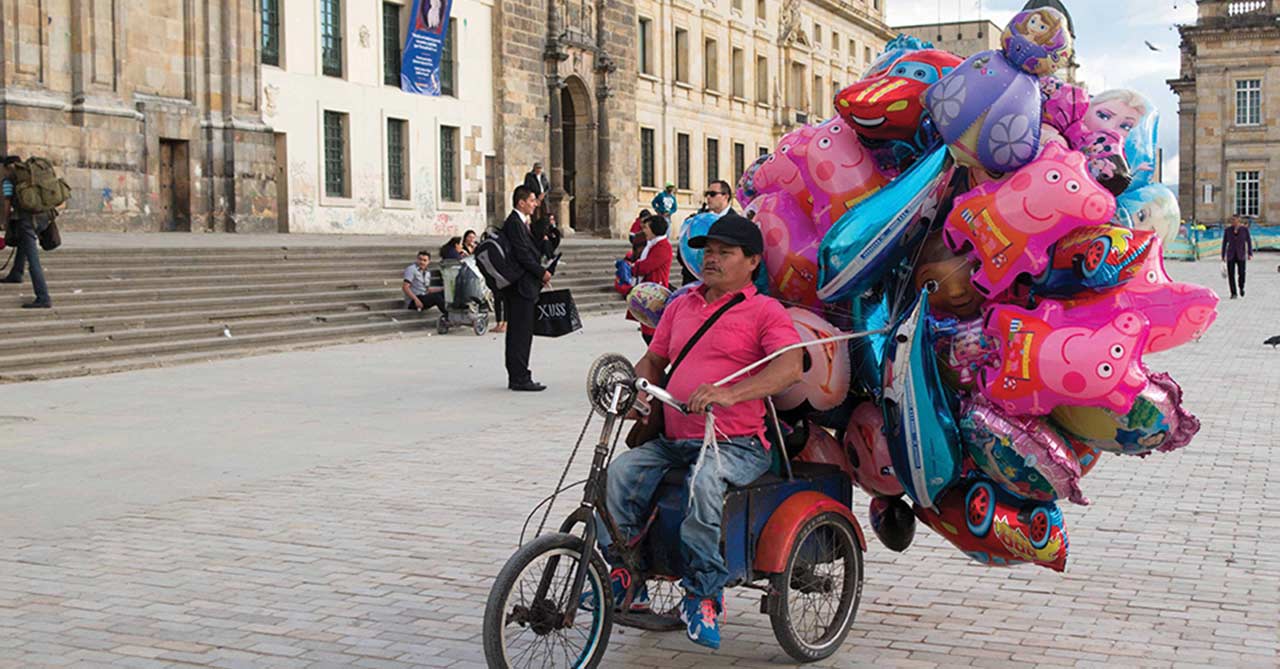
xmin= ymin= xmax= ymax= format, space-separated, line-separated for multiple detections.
xmin=483 ymin=533 xmax=612 ymax=668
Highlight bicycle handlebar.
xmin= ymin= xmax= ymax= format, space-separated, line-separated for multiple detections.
xmin=634 ymin=378 xmax=688 ymax=415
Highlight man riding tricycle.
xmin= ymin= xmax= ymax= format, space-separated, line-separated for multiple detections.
xmin=482 ymin=215 xmax=867 ymax=667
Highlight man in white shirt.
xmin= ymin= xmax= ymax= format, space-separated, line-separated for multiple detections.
xmin=402 ymin=250 xmax=446 ymax=314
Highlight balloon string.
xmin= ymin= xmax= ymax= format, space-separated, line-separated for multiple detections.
xmin=712 ymin=326 xmax=894 ymax=388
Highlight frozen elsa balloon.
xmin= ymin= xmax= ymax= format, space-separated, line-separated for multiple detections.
xmin=1116 ymin=184 xmax=1180 ymax=246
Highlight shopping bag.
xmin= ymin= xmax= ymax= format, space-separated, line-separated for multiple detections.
xmin=533 ymin=288 xmax=582 ymax=337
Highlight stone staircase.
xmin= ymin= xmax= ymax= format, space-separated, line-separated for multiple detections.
xmin=0 ymin=238 xmax=654 ymax=383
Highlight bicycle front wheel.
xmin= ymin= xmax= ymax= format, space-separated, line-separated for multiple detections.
xmin=483 ymin=532 xmax=612 ymax=668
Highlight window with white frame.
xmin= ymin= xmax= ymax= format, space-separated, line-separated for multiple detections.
xmin=638 ymin=17 xmax=653 ymax=75
xmin=704 ymin=38 xmax=719 ymax=92
xmin=676 ymin=132 xmax=691 ymax=190
xmin=755 ymin=56 xmax=768 ymax=102
xmin=387 ymin=118 xmax=409 ymax=200
xmin=323 ymin=110 xmax=349 ymax=197
xmin=640 ymin=127 xmax=656 ymax=188
xmin=440 ymin=125 xmax=460 ymax=203
xmin=706 ymin=137 xmax=719 ymax=183
xmin=675 ymin=29 xmax=690 ymax=83
xmin=732 ymin=47 xmax=745 ymax=98
xmin=1235 ymin=170 xmax=1260 ymax=217
xmin=1236 ymin=79 xmax=1261 ymax=126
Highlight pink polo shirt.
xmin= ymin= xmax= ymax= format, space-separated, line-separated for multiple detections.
xmin=648 ymin=284 xmax=800 ymax=445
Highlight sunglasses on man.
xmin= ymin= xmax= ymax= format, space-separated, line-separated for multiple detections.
xmin=704 ymin=190 xmax=727 ymax=197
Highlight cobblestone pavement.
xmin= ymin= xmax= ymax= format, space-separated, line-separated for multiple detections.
xmin=1 ymin=258 xmax=1278 ymax=668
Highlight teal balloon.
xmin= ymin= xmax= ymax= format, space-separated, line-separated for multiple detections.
xmin=677 ymin=213 xmax=719 ymax=281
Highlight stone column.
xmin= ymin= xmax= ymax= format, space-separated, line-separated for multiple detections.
xmin=594 ymin=65 xmax=616 ymax=238
xmin=544 ymin=0 xmax=572 ymax=233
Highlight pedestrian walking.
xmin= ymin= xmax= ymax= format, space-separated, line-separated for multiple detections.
xmin=0 ymin=155 xmax=57 ymax=308
xmin=501 ymin=186 xmax=552 ymax=391
xmin=523 ymin=162 xmax=550 ymax=219
xmin=651 ymin=182 xmax=678 ymax=224
xmin=1222 ymin=215 xmax=1253 ymax=299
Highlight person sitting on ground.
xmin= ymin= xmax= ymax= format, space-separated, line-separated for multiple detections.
xmin=439 ymin=236 xmax=464 ymax=260
xmin=403 ymin=250 xmax=446 ymax=315
xmin=606 ymin=213 xmax=803 ymax=650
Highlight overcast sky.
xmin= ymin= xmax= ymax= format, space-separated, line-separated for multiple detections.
xmin=886 ymin=1 xmax=1194 ymax=186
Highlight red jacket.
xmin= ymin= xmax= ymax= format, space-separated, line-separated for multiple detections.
xmin=631 ymin=237 xmax=673 ymax=287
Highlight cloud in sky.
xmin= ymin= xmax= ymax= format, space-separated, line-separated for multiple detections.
xmin=885 ymin=1 xmax=1193 ymax=186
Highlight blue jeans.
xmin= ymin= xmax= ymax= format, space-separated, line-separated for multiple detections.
xmin=606 ymin=436 xmax=771 ymax=599
xmin=5 ymin=217 xmax=50 ymax=304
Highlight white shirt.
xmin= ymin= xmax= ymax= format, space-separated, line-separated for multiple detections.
xmin=514 ymin=209 xmax=531 ymax=226
xmin=711 ymin=206 xmax=730 ymax=219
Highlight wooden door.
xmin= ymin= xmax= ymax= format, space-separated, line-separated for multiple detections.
xmin=159 ymin=139 xmax=191 ymax=232
xmin=274 ymin=133 xmax=289 ymax=232
xmin=158 ymin=141 xmax=174 ymax=231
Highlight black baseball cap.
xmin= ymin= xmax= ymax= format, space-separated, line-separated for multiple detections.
xmin=688 ymin=213 xmax=763 ymax=255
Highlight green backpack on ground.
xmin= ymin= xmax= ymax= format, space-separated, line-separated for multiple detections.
xmin=7 ymin=157 xmax=71 ymax=214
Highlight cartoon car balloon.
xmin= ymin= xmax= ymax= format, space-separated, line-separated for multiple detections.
xmin=835 ymin=49 xmax=963 ymax=142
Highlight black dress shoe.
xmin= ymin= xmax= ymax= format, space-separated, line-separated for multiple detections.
xmin=509 ymin=381 xmax=546 ymax=392
xmin=21 ymin=300 xmax=51 ymax=309
xmin=0 ymin=276 xmax=21 ymax=284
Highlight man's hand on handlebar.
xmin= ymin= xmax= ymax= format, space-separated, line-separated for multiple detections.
xmin=687 ymin=384 xmax=735 ymax=415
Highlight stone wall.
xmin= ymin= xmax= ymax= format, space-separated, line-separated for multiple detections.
xmin=0 ymin=0 xmax=276 ymax=233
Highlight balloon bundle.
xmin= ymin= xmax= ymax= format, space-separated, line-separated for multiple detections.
xmin=626 ymin=8 xmax=1218 ymax=572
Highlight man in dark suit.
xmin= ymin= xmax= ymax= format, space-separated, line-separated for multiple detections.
xmin=523 ymin=162 xmax=550 ymax=218
xmin=503 ymin=186 xmax=553 ymax=391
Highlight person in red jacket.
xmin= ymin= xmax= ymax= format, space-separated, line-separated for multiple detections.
xmin=624 ymin=214 xmax=674 ymax=343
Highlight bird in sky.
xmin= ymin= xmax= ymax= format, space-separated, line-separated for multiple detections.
xmin=1145 ymin=41 xmax=1161 ymax=51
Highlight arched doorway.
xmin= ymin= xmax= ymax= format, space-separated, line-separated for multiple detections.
xmin=560 ymin=76 xmax=593 ymax=232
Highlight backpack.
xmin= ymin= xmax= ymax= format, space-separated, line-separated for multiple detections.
xmin=473 ymin=226 xmax=523 ymax=292
xmin=6 ymin=157 xmax=71 ymax=214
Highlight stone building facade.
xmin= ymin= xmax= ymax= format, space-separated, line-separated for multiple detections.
xmin=628 ymin=0 xmax=893 ymax=228
xmin=0 ymin=1 xmax=276 ymax=232
xmin=489 ymin=0 xmax=638 ymax=237
xmin=260 ymin=0 xmax=493 ymax=235
xmin=891 ymin=20 xmax=1002 ymax=59
xmin=1170 ymin=0 xmax=1280 ymax=226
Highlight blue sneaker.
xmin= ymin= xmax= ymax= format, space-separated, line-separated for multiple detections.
xmin=609 ymin=568 xmax=650 ymax=612
xmin=679 ymin=595 xmax=721 ymax=650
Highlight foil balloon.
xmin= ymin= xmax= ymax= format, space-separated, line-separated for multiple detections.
xmin=818 ymin=146 xmax=954 ymax=303
xmin=1039 ymin=76 xmax=1089 ymax=149
xmin=981 ymin=299 xmax=1151 ymax=416
xmin=676 ymin=212 xmax=718 ymax=281
xmin=933 ymin=317 xmax=996 ymax=391
xmin=1079 ymin=129 xmax=1133 ymax=196
xmin=881 ymin=290 xmax=961 ymax=510
xmin=835 ymin=49 xmax=963 ymax=142
xmin=735 ymin=153 xmax=770 ymax=208
xmin=959 ymin=396 xmax=1088 ymax=505
xmin=1116 ymin=184 xmax=1180 ymax=246
xmin=750 ymin=192 xmax=822 ymax=309
xmin=788 ymin=118 xmax=888 ymax=234
xmin=1063 ymin=237 xmax=1219 ymax=354
xmin=863 ymin=34 xmax=937 ymax=79
xmin=625 ymin=282 xmax=672 ymax=329
xmin=1079 ymin=89 xmax=1156 ymax=185
xmin=848 ymin=291 xmax=891 ymax=396
xmin=1000 ymin=8 xmax=1074 ymax=76
xmin=1050 ymin=370 xmax=1201 ymax=456
xmin=1059 ymin=427 xmax=1103 ymax=477
xmin=773 ymin=309 xmax=851 ymax=413
xmin=869 ymin=496 xmax=916 ymax=552
xmin=667 ymin=280 xmax=701 ymax=307
xmin=943 ymin=143 xmax=1117 ymax=298
xmin=794 ymin=422 xmax=855 ymax=480
xmin=915 ymin=474 xmax=1069 ymax=572
xmin=844 ymin=401 xmax=903 ymax=497
xmin=753 ymin=127 xmax=817 ymax=217
xmin=913 ymin=231 xmax=982 ymax=319
xmin=925 ymin=49 xmax=1042 ymax=173
xmin=1026 ymin=225 xmax=1156 ymax=298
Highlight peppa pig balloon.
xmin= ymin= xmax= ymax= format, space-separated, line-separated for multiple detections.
xmin=750 ymin=192 xmax=823 ymax=309
xmin=943 ymin=143 xmax=1117 ymax=298
xmin=981 ymin=299 xmax=1151 ymax=416
xmin=835 ymin=49 xmax=963 ymax=143
xmin=915 ymin=474 xmax=1069 ymax=572
xmin=773 ymin=309 xmax=851 ymax=413
xmin=1051 ymin=370 xmax=1201 ymax=456
xmin=1063 ymin=237 xmax=1219 ymax=354
xmin=1025 ymin=225 xmax=1156 ymax=298
xmin=959 ymin=396 xmax=1088 ymax=505
xmin=794 ymin=422 xmax=855 ymax=480
xmin=1116 ymin=184 xmax=1180 ymax=246
xmin=881 ymin=290 xmax=961 ymax=510
xmin=844 ymin=401 xmax=903 ymax=498
xmin=753 ymin=127 xmax=817 ymax=218
xmin=788 ymin=118 xmax=888 ymax=234
xmin=818 ymin=146 xmax=954 ymax=303
xmin=676 ymin=212 xmax=718 ymax=281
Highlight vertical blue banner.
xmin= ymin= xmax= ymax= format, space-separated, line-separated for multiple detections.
xmin=400 ymin=0 xmax=455 ymax=95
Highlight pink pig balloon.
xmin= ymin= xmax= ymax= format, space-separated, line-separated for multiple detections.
xmin=981 ymin=299 xmax=1151 ymax=416
xmin=843 ymin=401 xmax=904 ymax=498
xmin=795 ymin=422 xmax=855 ymax=481
xmin=944 ymin=143 xmax=1116 ymax=298
xmin=754 ymin=126 xmax=817 ymax=218
xmin=750 ymin=192 xmax=823 ymax=310
xmin=787 ymin=118 xmax=888 ymax=236
xmin=1064 ymin=237 xmax=1219 ymax=354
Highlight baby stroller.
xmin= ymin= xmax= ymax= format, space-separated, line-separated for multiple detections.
xmin=437 ymin=257 xmax=491 ymax=336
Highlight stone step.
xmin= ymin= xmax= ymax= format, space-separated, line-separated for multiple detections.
xmin=36 ymin=246 xmax=633 ymax=269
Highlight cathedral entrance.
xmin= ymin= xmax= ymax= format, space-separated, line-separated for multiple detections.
xmin=560 ymin=76 xmax=593 ymax=233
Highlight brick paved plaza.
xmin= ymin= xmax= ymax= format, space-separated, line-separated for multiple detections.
xmin=1 ymin=258 xmax=1277 ymax=668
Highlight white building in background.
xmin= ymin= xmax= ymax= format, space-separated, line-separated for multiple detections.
xmin=260 ymin=0 xmax=494 ymax=235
